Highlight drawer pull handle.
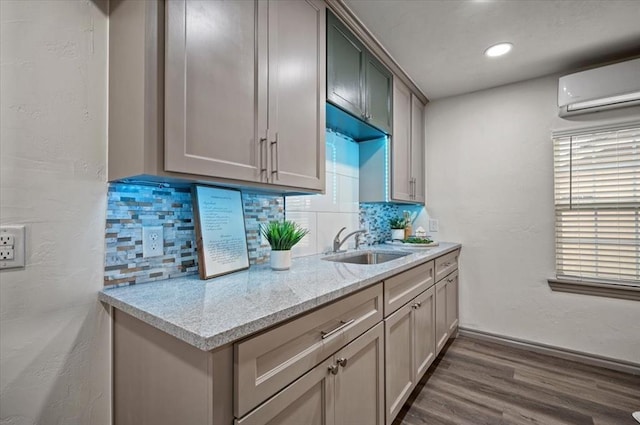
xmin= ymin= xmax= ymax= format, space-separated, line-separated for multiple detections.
xmin=412 ymin=302 xmax=422 ymax=309
xmin=328 ymin=364 xmax=339 ymax=375
xmin=321 ymin=319 xmax=355 ymax=339
xmin=337 ymin=357 xmax=348 ymax=368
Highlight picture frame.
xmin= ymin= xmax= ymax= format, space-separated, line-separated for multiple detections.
xmin=192 ymin=185 xmax=250 ymax=279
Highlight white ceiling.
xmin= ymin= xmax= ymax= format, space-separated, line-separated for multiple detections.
xmin=344 ymin=0 xmax=640 ymax=100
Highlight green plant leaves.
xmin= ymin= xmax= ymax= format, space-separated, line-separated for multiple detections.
xmin=261 ymin=220 xmax=310 ymax=251
xmin=389 ymin=217 xmax=407 ymax=229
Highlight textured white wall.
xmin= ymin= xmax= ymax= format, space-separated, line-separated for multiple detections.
xmin=425 ymin=74 xmax=640 ymax=364
xmin=0 ymin=1 xmax=110 ymax=424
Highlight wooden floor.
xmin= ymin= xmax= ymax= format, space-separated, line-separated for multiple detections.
xmin=393 ymin=335 xmax=640 ymax=425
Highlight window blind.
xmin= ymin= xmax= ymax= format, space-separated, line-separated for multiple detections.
xmin=553 ymin=126 xmax=640 ymax=285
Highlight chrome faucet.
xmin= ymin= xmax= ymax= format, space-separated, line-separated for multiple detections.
xmin=332 ymin=227 xmax=367 ymax=253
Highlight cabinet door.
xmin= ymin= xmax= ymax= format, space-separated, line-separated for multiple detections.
xmin=391 ymin=79 xmax=412 ymax=202
xmin=327 ymin=12 xmax=365 ymax=119
xmin=267 ymin=0 xmax=325 ymax=191
xmin=410 ymin=95 xmax=425 ymax=204
xmin=446 ymin=270 xmax=459 ymax=335
xmin=236 ymin=357 xmax=335 ymax=425
xmin=335 ymin=323 xmax=385 ymax=425
xmin=413 ymin=287 xmax=435 ymax=381
xmin=435 ymin=280 xmax=448 ymax=355
xmin=235 ymin=283 xmax=383 ymax=417
xmin=165 ymin=0 xmax=264 ymax=182
xmin=364 ymin=54 xmax=393 ymax=134
xmin=384 ymin=303 xmax=414 ymax=425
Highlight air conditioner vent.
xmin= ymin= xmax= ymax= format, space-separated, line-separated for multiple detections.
xmin=558 ymin=58 xmax=640 ymax=117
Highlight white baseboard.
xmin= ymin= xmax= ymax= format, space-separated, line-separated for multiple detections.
xmin=458 ymin=327 xmax=640 ymax=376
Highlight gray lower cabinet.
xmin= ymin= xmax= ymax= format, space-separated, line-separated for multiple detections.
xmin=436 ymin=269 xmax=459 ymax=355
xmin=236 ymin=356 xmax=335 ymax=425
xmin=111 ymin=250 xmax=459 ymax=425
xmin=384 ymin=286 xmax=436 ymax=425
xmin=435 ymin=278 xmax=449 ymax=354
xmin=391 ymin=78 xmax=426 ymax=203
xmin=327 ymin=11 xmax=392 ymax=134
xmin=113 ymin=309 xmax=235 ymax=425
xmin=237 ymin=323 xmax=385 ymax=425
xmin=333 ymin=322 xmax=385 ymax=425
xmin=234 ymin=283 xmax=383 ymax=417
xmin=446 ymin=270 xmax=460 ymax=334
xmin=413 ymin=287 xmax=436 ymax=380
xmin=384 ymin=301 xmax=414 ymax=424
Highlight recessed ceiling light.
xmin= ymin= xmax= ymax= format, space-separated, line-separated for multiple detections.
xmin=484 ymin=42 xmax=513 ymax=58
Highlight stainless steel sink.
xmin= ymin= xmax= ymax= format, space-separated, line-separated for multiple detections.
xmin=323 ymin=250 xmax=411 ymax=265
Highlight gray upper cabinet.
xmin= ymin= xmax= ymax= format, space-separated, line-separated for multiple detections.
xmin=410 ymin=94 xmax=426 ymax=203
xmin=327 ymin=12 xmax=365 ymax=119
xmin=165 ymin=0 xmax=262 ymax=183
xmin=327 ymin=11 xmax=392 ymax=134
xmin=391 ymin=78 xmax=426 ymax=204
xmin=391 ymin=79 xmax=412 ymax=202
xmin=266 ymin=0 xmax=326 ymax=191
xmin=163 ymin=0 xmax=325 ymax=192
xmin=365 ymin=54 xmax=393 ymax=134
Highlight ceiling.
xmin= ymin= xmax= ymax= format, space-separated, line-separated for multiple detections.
xmin=343 ymin=0 xmax=640 ymax=100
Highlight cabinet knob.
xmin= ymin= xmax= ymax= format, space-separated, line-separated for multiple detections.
xmin=337 ymin=357 xmax=348 ymax=368
xmin=328 ymin=364 xmax=339 ymax=375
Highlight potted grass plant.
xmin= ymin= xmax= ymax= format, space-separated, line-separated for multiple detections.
xmin=261 ymin=220 xmax=309 ymax=271
xmin=389 ymin=217 xmax=407 ymax=241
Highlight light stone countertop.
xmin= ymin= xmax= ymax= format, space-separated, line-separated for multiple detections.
xmin=98 ymin=242 xmax=461 ymax=351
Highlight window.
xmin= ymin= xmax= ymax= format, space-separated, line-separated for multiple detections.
xmin=552 ymin=124 xmax=639 ymax=289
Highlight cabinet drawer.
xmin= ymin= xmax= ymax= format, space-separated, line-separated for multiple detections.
xmin=384 ymin=260 xmax=434 ymax=317
xmin=235 ymin=282 xmax=383 ymax=417
xmin=435 ymin=249 xmax=459 ymax=282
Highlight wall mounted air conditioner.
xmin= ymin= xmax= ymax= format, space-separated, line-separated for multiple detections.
xmin=558 ymin=58 xmax=640 ymax=117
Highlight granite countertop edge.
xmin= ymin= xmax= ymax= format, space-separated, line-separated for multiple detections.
xmin=99 ymin=243 xmax=461 ymax=351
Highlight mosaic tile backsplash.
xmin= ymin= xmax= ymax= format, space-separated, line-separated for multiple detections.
xmin=359 ymin=203 xmax=401 ymax=245
xmin=104 ymin=183 xmax=283 ymax=286
xmin=359 ymin=203 xmax=426 ymax=245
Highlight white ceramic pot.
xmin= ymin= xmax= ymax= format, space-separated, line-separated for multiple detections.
xmin=270 ymin=250 xmax=292 ymax=271
xmin=391 ymin=229 xmax=405 ymax=241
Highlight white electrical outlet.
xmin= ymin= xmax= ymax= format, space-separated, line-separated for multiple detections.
xmin=0 ymin=248 xmax=14 ymax=260
xmin=0 ymin=225 xmax=25 ymax=270
xmin=0 ymin=234 xmax=15 ymax=246
xmin=429 ymin=219 xmax=439 ymax=232
xmin=142 ymin=226 xmax=164 ymax=258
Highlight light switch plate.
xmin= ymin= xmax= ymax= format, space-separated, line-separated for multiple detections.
xmin=142 ymin=226 xmax=164 ymax=258
xmin=429 ymin=219 xmax=439 ymax=232
xmin=0 ymin=225 xmax=25 ymax=270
